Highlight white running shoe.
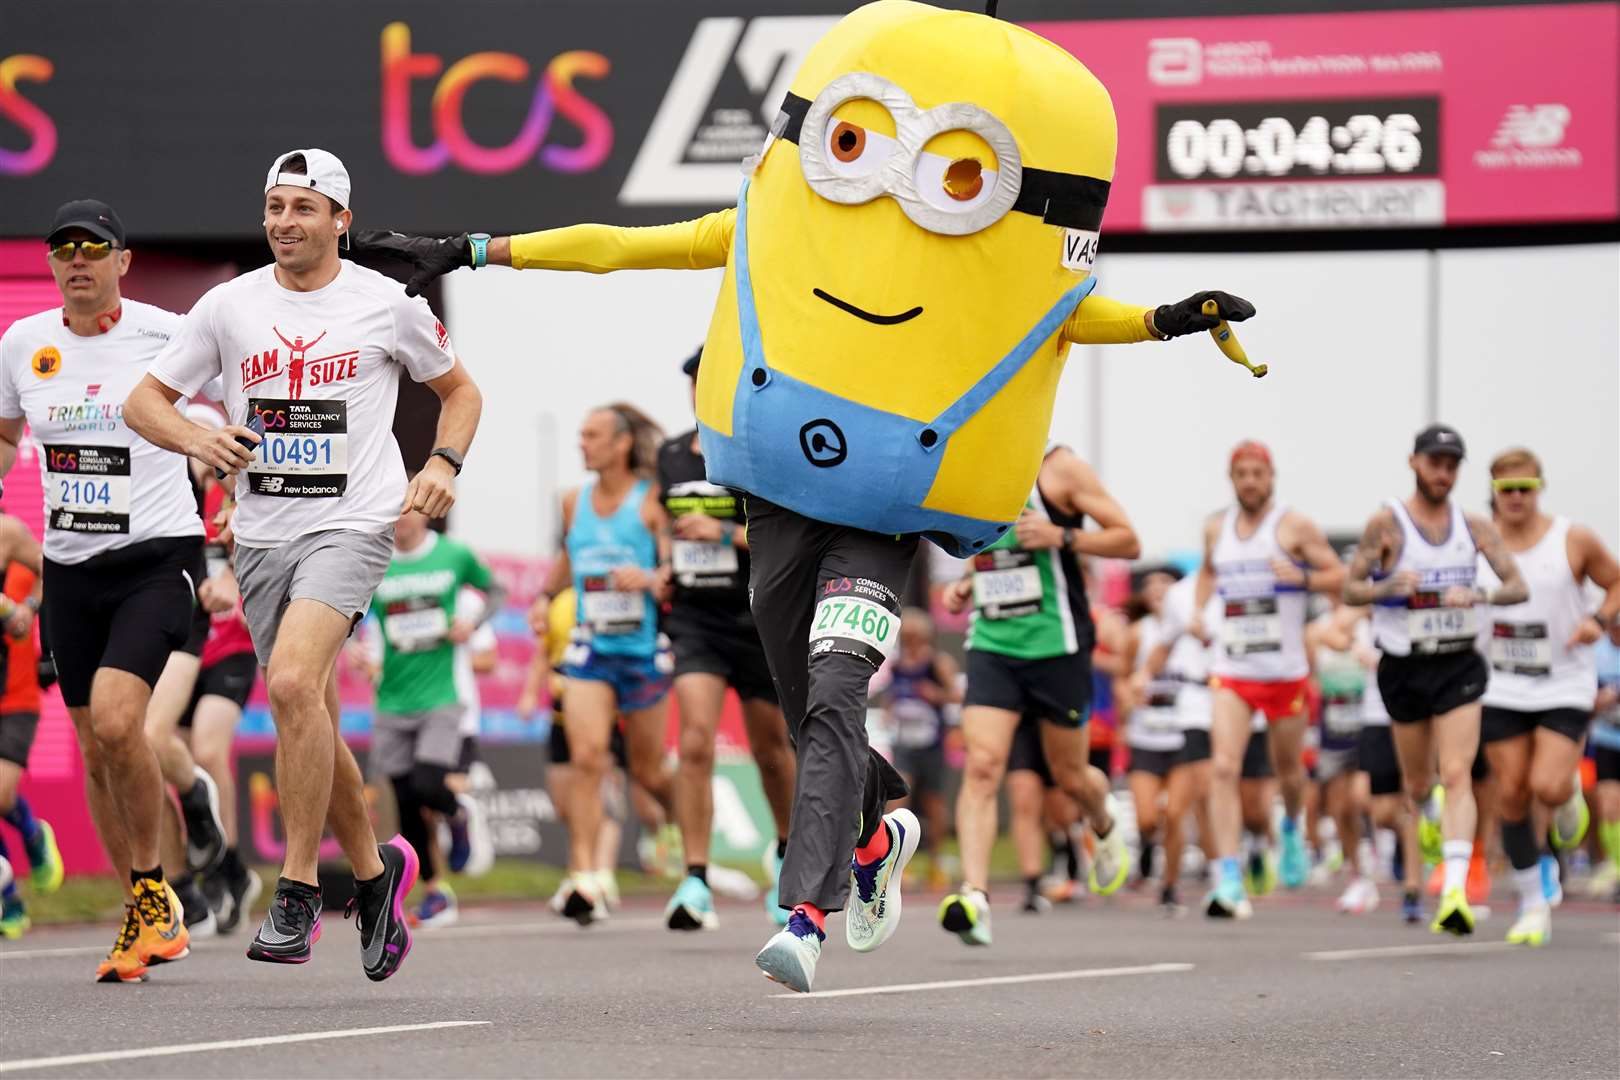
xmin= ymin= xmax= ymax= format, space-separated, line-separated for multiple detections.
xmin=707 ymin=864 xmax=761 ymax=901
xmin=1335 ymin=876 xmax=1381 ymax=915
xmin=939 ymin=888 xmax=992 ymax=946
xmin=1088 ymin=794 xmax=1128 ymax=896
xmin=591 ymin=869 xmax=620 ymax=912
xmin=845 ymin=808 xmax=920 ymax=953
xmin=756 ymin=909 xmax=824 ymax=993
xmin=1505 ymin=904 xmax=1551 ymax=947
xmin=458 ymin=793 xmax=496 ymax=878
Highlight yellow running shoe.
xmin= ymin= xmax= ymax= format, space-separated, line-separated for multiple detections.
xmin=27 ymin=820 xmax=64 ymax=895
xmin=95 ymin=905 xmax=148 ymax=984
xmin=1549 ymin=777 xmax=1590 ymax=850
xmin=1087 ymin=795 xmax=1129 ymax=897
xmin=1430 ymin=885 xmax=1475 ymax=937
xmin=1505 ymin=905 xmax=1550 ymax=947
xmin=132 ymin=878 xmax=190 ymax=966
xmin=1418 ymin=786 xmax=1444 ymax=865
xmin=0 ymin=895 xmax=30 ymax=939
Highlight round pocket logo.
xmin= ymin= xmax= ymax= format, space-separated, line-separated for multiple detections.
xmin=799 ymin=419 xmax=847 ymax=468
xmin=30 ymin=346 xmax=62 ymax=379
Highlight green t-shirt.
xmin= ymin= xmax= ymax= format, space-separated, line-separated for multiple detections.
xmin=965 ymin=493 xmax=1082 ymax=661
xmin=369 ymin=533 xmax=494 ymax=715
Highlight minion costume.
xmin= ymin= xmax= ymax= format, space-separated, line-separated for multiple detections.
xmin=359 ymin=0 xmax=1256 ymax=991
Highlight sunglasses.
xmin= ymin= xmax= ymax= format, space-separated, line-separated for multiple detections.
xmin=49 ymin=240 xmax=118 ymax=262
xmin=1492 ymin=477 xmax=1543 ymax=492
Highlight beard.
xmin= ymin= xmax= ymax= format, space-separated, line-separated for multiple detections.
xmin=1414 ymin=475 xmax=1450 ymax=506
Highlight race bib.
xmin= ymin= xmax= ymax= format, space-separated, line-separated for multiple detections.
xmin=672 ymin=540 xmax=739 ymax=577
xmin=1407 ymin=593 xmax=1478 ymax=653
xmin=1322 ymin=699 xmax=1364 ymax=737
xmin=1490 ymin=621 xmax=1552 ymax=676
xmin=972 ymin=550 xmax=1043 ymax=620
xmin=810 ymin=582 xmax=901 ymax=668
xmin=1222 ymin=596 xmax=1282 ymax=656
xmin=246 ymin=399 xmax=348 ymax=498
xmin=384 ymin=598 xmax=449 ymax=653
xmin=43 ymin=444 xmax=131 ymax=534
xmin=581 ymin=576 xmax=645 ymax=635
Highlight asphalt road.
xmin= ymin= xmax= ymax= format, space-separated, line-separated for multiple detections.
xmin=1 ymin=886 xmax=1616 ymax=1079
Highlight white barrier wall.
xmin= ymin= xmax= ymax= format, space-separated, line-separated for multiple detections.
xmin=445 ymin=243 xmax=1619 ymax=557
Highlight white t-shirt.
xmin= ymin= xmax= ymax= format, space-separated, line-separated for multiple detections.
xmin=149 ymin=261 xmax=456 ymax=547
xmin=0 ymin=300 xmax=204 ymax=564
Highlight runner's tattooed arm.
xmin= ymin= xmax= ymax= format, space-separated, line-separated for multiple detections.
xmin=1465 ymin=512 xmax=1529 ymax=606
xmin=1342 ymin=507 xmax=1407 ymax=606
xmin=1283 ymin=511 xmax=1347 ymax=595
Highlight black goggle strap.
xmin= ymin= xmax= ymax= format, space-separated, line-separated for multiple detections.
xmin=774 ymin=91 xmax=1109 ymax=231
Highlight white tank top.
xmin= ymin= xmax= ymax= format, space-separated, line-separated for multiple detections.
xmin=1480 ymin=516 xmax=1597 ymax=711
xmin=1160 ymin=575 xmax=1214 ymax=732
xmin=1372 ymin=498 xmax=1480 ymax=658
xmin=1211 ymin=504 xmax=1308 ymax=681
xmin=1129 ymin=615 xmax=1188 ymax=752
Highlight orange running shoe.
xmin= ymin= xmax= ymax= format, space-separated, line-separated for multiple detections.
xmin=95 ymin=905 xmax=148 ymax=984
xmin=132 ymin=877 xmax=190 ymax=966
xmin=1465 ymin=853 xmax=1491 ymax=905
xmin=1425 ymin=861 xmax=1444 ymax=897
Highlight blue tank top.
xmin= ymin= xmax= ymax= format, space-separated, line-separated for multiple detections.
xmin=888 ymin=656 xmax=946 ymax=750
xmin=567 ymin=478 xmax=658 ymax=657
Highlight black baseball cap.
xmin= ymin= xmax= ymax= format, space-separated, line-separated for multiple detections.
xmin=1413 ymin=423 xmax=1466 ymax=459
xmin=681 ymin=349 xmax=702 ymax=377
xmin=47 ymin=199 xmax=125 ymax=247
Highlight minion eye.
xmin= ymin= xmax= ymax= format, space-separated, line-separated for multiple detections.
xmin=914 ymin=147 xmax=999 ymax=216
xmin=822 ymin=119 xmax=894 ymax=178
xmin=942 ymin=158 xmax=984 ymax=201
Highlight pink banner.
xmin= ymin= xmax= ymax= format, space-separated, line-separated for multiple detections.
xmin=1030 ymin=4 xmax=1618 ymax=231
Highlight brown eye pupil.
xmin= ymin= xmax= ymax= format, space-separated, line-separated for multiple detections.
xmin=838 ymin=130 xmax=857 ymax=152
xmin=943 ymin=157 xmax=984 ymax=201
xmin=830 ymin=121 xmax=866 ymax=163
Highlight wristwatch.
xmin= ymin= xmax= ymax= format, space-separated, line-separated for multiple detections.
xmin=468 ymin=232 xmax=492 ymax=269
xmin=429 ymin=447 xmax=464 ymax=475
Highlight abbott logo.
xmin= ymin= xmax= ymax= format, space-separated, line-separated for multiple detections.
xmin=1476 ymin=105 xmax=1581 ymax=170
xmin=619 ymin=15 xmax=838 ymax=204
xmin=1148 ymin=38 xmax=1201 ymax=86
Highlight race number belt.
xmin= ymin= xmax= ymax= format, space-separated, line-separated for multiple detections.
xmin=972 ymin=549 xmax=1042 ymax=620
xmin=246 ymin=398 xmax=348 ymax=498
xmin=384 ymin=596 xmax=449 ymax=653
xmin=1407 ymin=591 xmax=1478 ymax=654
xmin=1322 ymin=696 xmax=1364 ymax=737
xmin=581 ymin=575 xmax=645 ymax=635
xmin=1221 ymin=596 xmax=1282 ymax=656
xmin=43 ymin=443 xmax=131 ymax=534
xmin=1489 ymin=621 xmax=1552 ymax=676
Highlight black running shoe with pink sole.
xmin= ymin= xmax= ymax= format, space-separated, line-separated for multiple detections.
xmin=347 ymin=835 xmax=418 ymax=982
xmin=246 ymin=879 xmax=322 ymax=964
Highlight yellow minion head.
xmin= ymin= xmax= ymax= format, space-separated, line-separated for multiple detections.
xmin=695 ymin=0 xmax=1119 ymax=555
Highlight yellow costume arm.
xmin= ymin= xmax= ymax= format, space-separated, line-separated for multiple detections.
xmin=509 ymin=210 xmax=736 ymax=273
xmin=1061 ymin=293 xmax=1157 ymax=345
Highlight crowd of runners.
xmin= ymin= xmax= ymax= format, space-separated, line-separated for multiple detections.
xmin=1 ymin=150 xmax=1617 ymax=995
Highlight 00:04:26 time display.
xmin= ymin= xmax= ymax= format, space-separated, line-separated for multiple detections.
xmin=1165 ymin=113 xmax=1424 ymax=180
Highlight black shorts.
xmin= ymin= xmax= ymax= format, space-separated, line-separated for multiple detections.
xmin=1129 ymin=747 xmax=1178 ymax=779
xmin=44 ymin=536 xmax=203 ymax=708
xmin=1596 ymin=745 xmax=1620 ymax=783
xmin=1173 ymin=728 xmax=1211 ymax=767
xmin=965 ymin=649 xmax=1091 ymax=728
xmin=178 ymin=545 xmax=211 ymax=657
xmin=665 ymin=607 xmax=778 ymax=704
xmin=0 ymin=711 xmax=40 ymax=768
xmin=181 ymin=651 xmax=258 ymax=726
xmin=1357 ymin=724 xmax=1402 ymax=795
xmin=548 ymin=715 xmax=628 ymax=770
xmin=1241 ymin=729 xmax=1273 ymax=780
xmin=456 ymin=735 xmax=480 ymax=773
xmin=1377 ymin=649 xmax=1487 ymax=725
xmin=1007 ymin=713 xmax=1053 ymax=786
xmin=893 ymin=742 xmax=947 ymax=798
xmin=1481 ymin=705 xmax=1590 ymax=746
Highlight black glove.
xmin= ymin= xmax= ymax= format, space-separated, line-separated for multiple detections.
xmin=349 ymin=229 xmax=471 ymax=298
xmin=1151 ymin=291 xmax=1256 ymax=339
xmin=36 ymin=653 xmax=57 ymax=692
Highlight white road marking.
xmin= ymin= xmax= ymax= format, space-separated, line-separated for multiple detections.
xmin=0 ymin=1021 xmax=491 ymax=1073
xmin=1307 ymin=942 xmax=1523 ymax=961
xmin=776 ymin=962 xmax=1194 ymax=999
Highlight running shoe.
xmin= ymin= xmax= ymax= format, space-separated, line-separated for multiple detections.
xmin=458 ymin=793 xmax=495 ymax=877
xmin=1467 ymin=852 xmax=1492 ymax=905
xmin=24 ymin=820 xmax=64 ymax=894
xmin=1550 ymin=777 xmax=1590 ymax=850
xmin=556 ymin=873 xmax=603 ymax=927
xmin=1540 ymin=853 xmax=1563 ymax=908
xmin=219 ymin=869 xmax=264 ymax=935
xmin=1158 ymin=885 xmax=1185 ymax=918
xmin=179 ymin=767 xmax=228 ymax=874
xmin=1022 ymin=890 xmax=1052 ymax=914
xmin=1586 ymin=859 xmax=1619 ymax=899
xmin=1418 ymin=786 xmax=1444 ymax=865
xmin=447 ymin=807 xmax=472 ymax=874
xmin=1336 ymin=877 xmax=1381 ymax=915
xmin=1245 ymin=850 xmax=1276 ymax=897
xmin=939 ymin=888 xmax=992 ymax=946
xmin=665 ymin=874 xmax=718 ymax=931
xmin=1088 ymin=795 xmax=1128 ymax=896
xmin=411 ymin=883 xmax=459 ymax=929
xmin=0 ymin=854 xmax=10 ymax=892
xmin=178 ymin=877 xmax=217 ymax=941
xmin=1505 ymin=904 xmax=1550 ymax=947
xmin=247 ymin=879 xmax=323 ymax=964
xmin=1278 ymin=818 xmax=1309 ymax=890
xmin=131 ymin=877 xmax=190 ymax=966
xmin=1205 ymin=876 xmax=1253 ymax=920
xmin=846 ymin=807 xmax=920 ymax=954
xmin=1431 ymin=885 xmax=1475 ymax=936
xmin=755 ymin=909 xmax=824 ymax=994
xmin=592 ymin=868 xmax=620 ymax=912
xmin=95 ymin=905 xmax=148 ymax=984
xmin=0 ymin=894 xmax=29 ymax=939
xmin=347 ymin=835 xmax=419 ymax=982
xmin=762 ymin=844 xmax=788 ymax=927
xmin=708 ymin=864 xmax=760 ymax=901
xmin=1401 ymin=889 xmax=1422 ymax=924
xmin=1041 ymin=876 xmax=1079 ymax=905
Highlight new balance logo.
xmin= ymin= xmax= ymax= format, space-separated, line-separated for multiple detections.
xmin=1475 ymin=105 xmax=1582 ymax=170
xmin=260 ymin=477 xmax=284 ymax=493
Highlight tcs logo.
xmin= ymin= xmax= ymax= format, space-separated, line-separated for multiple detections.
xmin=0 ymin=53 xmax=55 ymax=176
xmin=381 ymin=22 xmax=612 ymax=177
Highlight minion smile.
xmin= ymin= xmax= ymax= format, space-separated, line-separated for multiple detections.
xmin=812 ymin=288 xmax=923 ymax=326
